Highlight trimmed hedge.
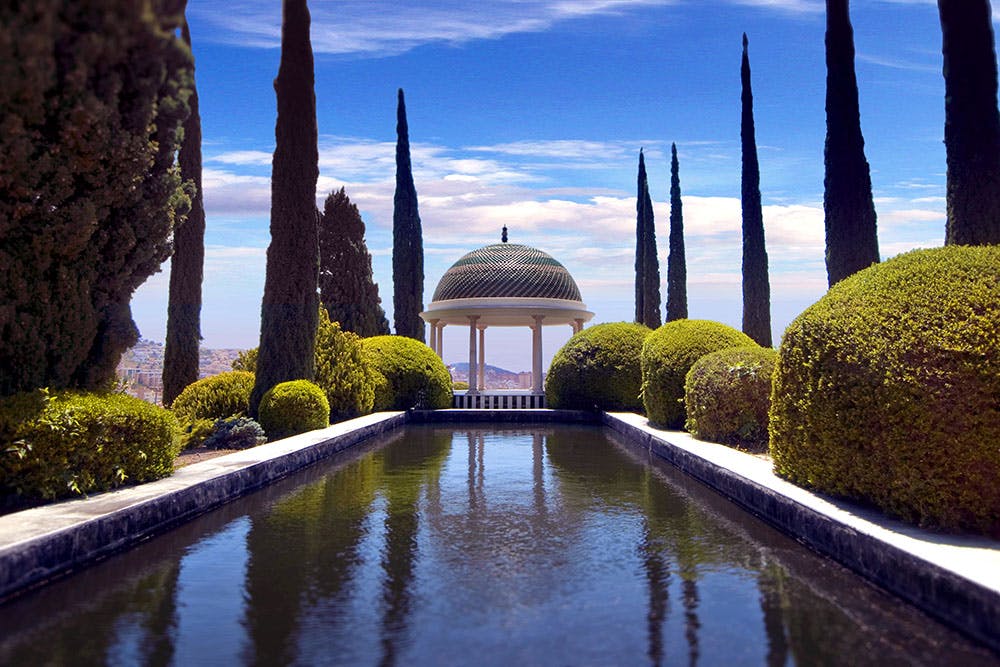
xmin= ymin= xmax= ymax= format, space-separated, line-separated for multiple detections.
xmin=360 ymin=336 xmax=452 ymax=410
xmin=258 ymin=380 xmax=330 ymax=441
xmin=170 ymin=370 xmax=254 ymax=423
xmin=314 ymin=309 xmax=376 ymax=421
xmin=0 ymin=390 xmax=180 ymax=500
xmin=684 ymin=345 xmax=777 ymax=451
xmin=546 ymin=322 xmax=652 ymax=410
xmin=641 ymin=319 xmax=757 ymax=428
xmin=770 ymin=246 xmax=1000 ymax=535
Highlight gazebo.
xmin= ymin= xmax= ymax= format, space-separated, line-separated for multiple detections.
xmin=420 ymin=227 xmax=593 ymax=402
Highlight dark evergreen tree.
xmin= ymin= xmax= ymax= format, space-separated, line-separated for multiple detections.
xmin=635 ymin=150 xmax=662 ymax=328
xmin=740 ymin=34 xmax=773 ymax=348
xmin=824 ymin=0 xmax=880 ymax=286
xmin=666 ymin=143 xmax=688 ymax=322
xmin=319 ymin=187 xmax=390 ymax=337
xmin=250 ymin=0 xmax=320 ymax=416
xmin=0 ymin=0 xmax=192 ymax=396
xmin=392 ymin=89 xmax=425 ymax=342
xmin=938 ymin=0 xmax=1000 ymax=245
xmin=163 ymin=15 xmax=206 ymax=406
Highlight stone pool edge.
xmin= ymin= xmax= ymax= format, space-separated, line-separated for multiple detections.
xmin=601 ymin=411 xmax=1000 ymax=653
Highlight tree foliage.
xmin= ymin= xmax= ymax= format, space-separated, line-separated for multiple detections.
xmin=938 ymin=0 xmax=1000 ymax=245
xmin=635 ymin=150 xmax=662 ymax=329
xmin=824 ymin=0 xmax=880 ymax=286
xmin=250 ymin=0 xmax=320 ymax=416
xmin=0 ymin=0 xmax=193 ymax=396
xmin=392 ymin=89 xmax=425 ymax=342
xmin=740 ymin=34 xmax=773 ymax=348
xmin=163 ymin=15 xmax=206 ymax=406
xmin=666 ymin=144 xmax=688 ymax=322
xmin=319 ymin=187 xmax=390 ymax=337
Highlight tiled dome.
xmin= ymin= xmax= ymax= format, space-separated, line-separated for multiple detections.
xmin=432 ymin=242 xmax=583 ymax=302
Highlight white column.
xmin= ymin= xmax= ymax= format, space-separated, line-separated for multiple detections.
xmin=468 ymin=315 xmax=480 ymax=395
xmin=430 ymin=319 xmax=441 ymax=356
xmin=532 ymin=315 xmax=544 ymax=393
xmin=438 ymin=323 xmax=445 ymax=359
xmin=478 ymin=326 xmax=486 ymax=391
xmin=575 ymin=318 xmax=585 ymax=334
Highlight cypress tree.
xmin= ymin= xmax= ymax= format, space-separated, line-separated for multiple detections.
xmin=740 ymin=34 xmax=773 ymax=348
xmin=319 ymin=187 xmax=390 ymax=337
xmin=0 ymin=1 xmax=192 ymax=396
xmin=938 ymin=0 xmax=1000 ymax=245
xmin=635 ymin=150 xmax=662 ymax=329
xmin=163 ymin=16 xmax=206 ymax=406
xmin=824 ymin=0 xmax=880 ymax=286
xmin=392 ymin=89 xmax=425 ymax=342
xmin=250 ymin=0 xmax=320 ymax=416
xmin=666 ymin=143 xmax=688 ymax=322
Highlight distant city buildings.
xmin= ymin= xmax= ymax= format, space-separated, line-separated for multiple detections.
xmin=116 ymin=339 xmax=244 ymax=405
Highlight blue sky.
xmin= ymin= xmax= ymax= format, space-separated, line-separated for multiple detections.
xmin=131 ymin=0 xmax=996 ymax=371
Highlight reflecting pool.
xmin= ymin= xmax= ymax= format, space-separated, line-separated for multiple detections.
xmin=0 ymin=425 xmax=996 ymax=665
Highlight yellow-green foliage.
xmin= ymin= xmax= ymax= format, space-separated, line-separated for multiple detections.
xmin=546 ymin=322 xmax=652 ymax=411
xmin=0 ymin=390 xmax=179 ymax=500
xmin=258 ymin=380 xmax=330 ymax=441
xmin=171 ymin=371 xmax=255 ymax=423
xmin=314 ymin=309 xmax=376 ymax=422
xmin=231 ymin=348 xmax=258 ymax=373
xmin=641 ymin=319 xmax=757 ymax=428
xmin=360 ymin=336 xmax=452 ymax=410
xmin=770 ymin=247 xmax=1000 ymax=535
xmin=684 ymin=346 xmax=777 ymax=451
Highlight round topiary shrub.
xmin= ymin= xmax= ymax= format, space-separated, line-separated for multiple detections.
xmin=314 ymin=309 xmax=376 ymax=422
xmin=684 ymin=345 xmax=778 ymax=451
xmin=641 ymin=319 xmax=757 ymax=428
xmin=0 ymin=390 xmax=180 ymax=501
xmin=770 ymin=246 xmax=1000 ymax=535
xmin=170 ymin=370 xmax=255 ymax=423
xmin=258 ymin=380 xmax=330 ymax=441
xmin=546 ymin=322 xmax=652 ymax=411
xmin=360 ymin=336 xmax=452 ymax=410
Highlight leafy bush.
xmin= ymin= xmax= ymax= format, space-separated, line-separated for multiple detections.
xmin=770 ymin=246 xmax=1000 ymax=535
xmin=546 ymin=322 xmax=651 ymax=411
xmin=258 ymin=380 xmax=330 ymax=440
xmin=641 ymin=319 xmax=757 ymax=428
xmin=0 ymin=389 xmax=180 ymax=500
xmin=179 ymin=418 xmax=216 ymax=450
xmin=203 ymin=417 xmax=267 ymax=450
xmin=453 ymin=381 xmax=469 ymax=390
xmin=314 ymin=309 xmax=376 ymax=421
xmin=170 ymin=371 xmax=255 ymax=424
xmin=360 ymin=336 xmax=452 ymax=410
xmin=231 ymin=348 xmax=258 ymax=373
xmin=684 ymin=346 xmax=777 ymax=451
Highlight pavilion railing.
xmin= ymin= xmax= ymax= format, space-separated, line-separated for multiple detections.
xmin=452 ymin=392 xmax=546 ymax=409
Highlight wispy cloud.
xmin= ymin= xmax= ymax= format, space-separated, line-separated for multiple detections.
xmin=857 ymin=53 xmax=938 ymax=73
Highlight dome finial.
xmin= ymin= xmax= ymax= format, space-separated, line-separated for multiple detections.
xmin=501 ymin=225 xmax=508 ymax=243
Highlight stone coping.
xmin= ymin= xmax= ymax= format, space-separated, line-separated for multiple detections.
xmin=0 ymin=408 xmax=997 ymax=653
xmin=601 ymin=412 xmax=1000 ymax=653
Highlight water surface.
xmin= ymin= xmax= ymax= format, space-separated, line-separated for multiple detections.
xmin=0 ymin=425 xmax=995 ymax=666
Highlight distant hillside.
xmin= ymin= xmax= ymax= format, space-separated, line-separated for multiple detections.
xmin=448 ymin=362 xmax=531 ymax=390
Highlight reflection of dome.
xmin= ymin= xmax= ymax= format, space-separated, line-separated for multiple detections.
xmin=432 ymin=243 xmax=583 ymax=302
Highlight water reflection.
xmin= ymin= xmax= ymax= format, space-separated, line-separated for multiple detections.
xmin=0 ymin=425 xmax=996 ymax=666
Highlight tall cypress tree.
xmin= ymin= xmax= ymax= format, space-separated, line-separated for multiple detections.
xmin=635 ymin=150 xmax=661 ymax=329
xmin=319 ymin=187 xmax=390 ymax=337
xmin=392 ymin=89 xmax=425 ymax=342
xmin=250 ymin=0 xmax=320 ymax=416
xmin=824 ymin=0 xmax=880 ymax=286
xmin=0 ymin=1 xmax=192 ymax=396
xmin=938 ymin=0 xmax=1000 ymax=245
xmin=163 ymin=16 xmax=206 ymax=406
xmin=666 ymin=143 xmax=688 ymax=322
xmin=740 ymin=34 xmax=773 ymax=348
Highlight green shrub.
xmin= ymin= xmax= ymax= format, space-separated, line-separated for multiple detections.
xmin=258 ymin=380 xmax=330 ymax=440
xmin=684 ymin=346 xmax=777 ymax=451
xmin=546 ymin=322 xmax=652 ymax=411
xmin=203 ymin=417 xmax=267 ymax=450
xmin=770 ymin=246 xmax=1000 ymax=535
xmin=178 ymin=417 xmax=216 ymax=450
xmin=231 ymin=348 xmax=258 ymax=373
xmin=170 ymin=371 xmax=255 ymax=424
xmin=314 ymin=309 xmax=376 ymax=421
xmin=641 ymin=319 xmax=757 ymax=428
xmin=360 ymin=336 xmax=452 ymax=410
xmin=453 ymin=381 xmax=469 ymax=391
xmin=0 ymin=389 xmax=180 ymax=501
